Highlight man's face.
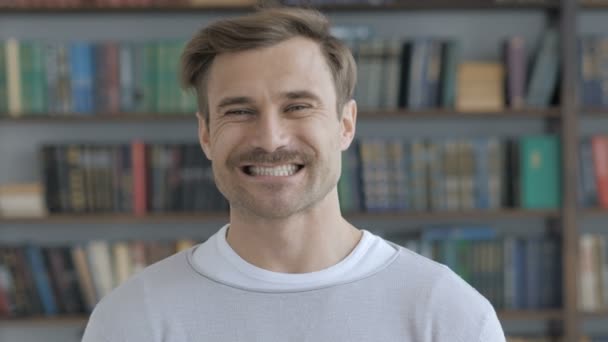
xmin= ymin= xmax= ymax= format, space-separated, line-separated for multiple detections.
xmin=198 ymin=36 xmax=356 ymax=219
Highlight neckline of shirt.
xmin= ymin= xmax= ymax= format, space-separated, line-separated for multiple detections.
xmin=216 ymin=224 xmax=379 ymax=283
xmin=185 ymin=224 xmax=403 ymax=293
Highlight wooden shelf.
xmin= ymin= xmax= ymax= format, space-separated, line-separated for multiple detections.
xmin=0 ymin=209 xmax=559 ymax=225
xmin=347 ymin=209 xmax=559 ymax=221
xmin=0 ymin=212 xmax=228 ymax=224
xmin=581 ymin=1 xmax=608 ymax=9
xmin=580 ymin=109 xmax=608 ymax=116
xmin=498 ymin=310 xmax=563 ymax=321
xmin=367 ymin=108 xmax=560 ymax=119
xmin=579 ymin=311 xmax=608 ymax=318
xmin=581 ymin=208 xmax=608 ymax=217
xmin=0 ymin=108 xmax=560 ymax=123
xmin=0 ymin=1 xmax=558 ymax=13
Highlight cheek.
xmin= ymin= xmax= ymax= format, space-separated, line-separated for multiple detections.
xmin=209 ymin=124 xmax=243 ymax=157
xmin=305 ymin=130 xmax=342 ymax=163
xmin=208 ymin=137 xmax=232 ymax=166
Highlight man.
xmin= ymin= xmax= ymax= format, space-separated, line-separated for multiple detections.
xmin=82 ymin=7 xmax=505 ymax=341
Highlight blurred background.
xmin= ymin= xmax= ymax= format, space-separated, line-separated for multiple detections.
xmin=0 ymin=0 xmax=604 ymax=341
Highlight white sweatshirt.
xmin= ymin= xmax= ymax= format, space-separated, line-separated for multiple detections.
xmin=82 ymin=226 xmax=506 ymax=342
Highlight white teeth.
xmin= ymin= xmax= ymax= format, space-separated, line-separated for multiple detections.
xmin=249 ymin=164 xmax=299 ymax=177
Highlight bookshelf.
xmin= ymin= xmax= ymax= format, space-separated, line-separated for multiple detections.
xmin=0 ymin=0 xmax=596 ymax=341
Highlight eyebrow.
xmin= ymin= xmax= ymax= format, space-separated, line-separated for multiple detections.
xmin=215 ymin=90 xmax=321 ymax=111
xmin=217 ymin=96 xmax=255 ymax=110
xmin=282 ymin=90 xmax=321 ymax=103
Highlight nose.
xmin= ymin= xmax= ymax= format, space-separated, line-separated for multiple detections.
xmin=251 ymin=110 xmax=290 ymax=153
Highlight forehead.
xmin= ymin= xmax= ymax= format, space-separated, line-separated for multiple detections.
xmin=206 ymin=37 xmax=334 ymax=101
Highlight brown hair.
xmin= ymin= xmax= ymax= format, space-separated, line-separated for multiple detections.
xmin=180 ymin=7 xmax=357 ymax=126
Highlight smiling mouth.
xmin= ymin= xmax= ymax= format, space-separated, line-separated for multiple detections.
xmin=242 ymin=164 xmax=305 ymax=177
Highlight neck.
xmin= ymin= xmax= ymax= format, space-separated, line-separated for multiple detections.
xmin=225 ymin=190 xmax=362 ymax=273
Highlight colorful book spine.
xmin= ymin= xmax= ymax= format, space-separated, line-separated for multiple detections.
xmin=592 ymin=136 xmax=608 ymax=209
xmin=119 ymin=43 xmax=135 ymax=112
xmin=440 ymin=40 xmax=461 ymax=108
xmin=473 ymin=138 xmax=491 ymax=209
xmin=526 ymin=29 xmax=559 ymax=108
xmin=597 ymin=37 xmax=608 ymax=108
xmin=425 ymin=39 xmax=442 ymax=108
xmin=70 ymin=42 xmax=95 ymax=114
xmin=132 ymin=140 xmax=147 ymax=216
xmin=30 ymin=41 xmax=46 ymax=114
xmin=408 ymin=38 xmax=430 ymax=110
xmin=519 ymin=135 xmax=561 ymax=209
xmin=580 ymin=138 xmax=598 ymax=207
xmin=579 ymin=36 xmax=603 ymax=108
xmin=24 ymin=246 xmax=58 ymax=316
xmin=383 ymin=39 xmax=402 ymax=109
xmin=6 ymin=38 xmax=22 ymax=116
xmin=0 ymin=42 xmax=6 ymax=114
xmin=410 ymin=139 xmax=428 ymax=211
xmin=504 ymin=36 xmax=527 ymax=109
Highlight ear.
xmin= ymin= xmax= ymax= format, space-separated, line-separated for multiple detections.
xmin=339 ymin=99 xmax=357 ymax=151
xmin=197 ymin=112 xmax=212 ymax=160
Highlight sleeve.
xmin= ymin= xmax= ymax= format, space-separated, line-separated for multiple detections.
xmin=477 ymin=308 xmax=506 ymax=342
xmin=80 ymin=276 xmax=157 ymax=342
xmin=81 ymin=313 xmax=112 ymax=342
xmin=424 ymin=266 xmax=506 ymax=342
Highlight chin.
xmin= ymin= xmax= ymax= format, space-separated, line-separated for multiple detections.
xmin=248 ymin=204 xmax=304 ymax=220
xmin=232 ymin=197 xmax=313 ymax=220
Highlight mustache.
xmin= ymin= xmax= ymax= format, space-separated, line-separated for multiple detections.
xmin=228 ymin=148 xmax=314 ymax=166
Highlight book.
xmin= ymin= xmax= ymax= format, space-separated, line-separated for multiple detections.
xmin=504 ymin=36 xmax=527 ymax=109
xmin=71 ymin=245 xmax=98 ymax=312
xmin=592 ymin=136 xmax=608 ymax=208
xmin=519 ymin=135 xmax=561 ymax=209
xmin=0 ymin=239 xmax=198 ymax=317
xmin=439 ymin=40 xmax=461 ymax=108
xmin=579 ymin=36 xmax=603 ymax=108
xmin=132 ymin=140 xmax=148 ymax=216
xmin=579 ymin=138 xmax=598 ymax=207
xmin=86 ymin=241 xmax=115 ymax=302
xmin=24 ymin=246 xmax=58 ymax=316
xmin=5 ymin=38 xmax=22 ymax=116
xmin=0 ymin=183 xmax=46 ymax=218
xmin=0 ymin=42 xmax=6 ymax=114
xmin=456 ymin=62 xmax=505 ymax=112
xmin=526 ymin=28 xmax=560 ymax=108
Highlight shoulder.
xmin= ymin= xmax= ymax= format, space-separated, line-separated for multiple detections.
xmin=388 ymin=246 xmax=505 ymax=342
xmin=82 ymin=248 xmax=196 ymax=341
xmin=102 ymin=247 xmax=195 ymax=303
xmin=384 ymin=245 xmax=456 ymax=288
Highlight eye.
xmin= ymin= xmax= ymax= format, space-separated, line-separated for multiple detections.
xmin=225 ymin=109 xmax=253 ymax=116
xmin=286 ymin=104 xmax=311 ymax=112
